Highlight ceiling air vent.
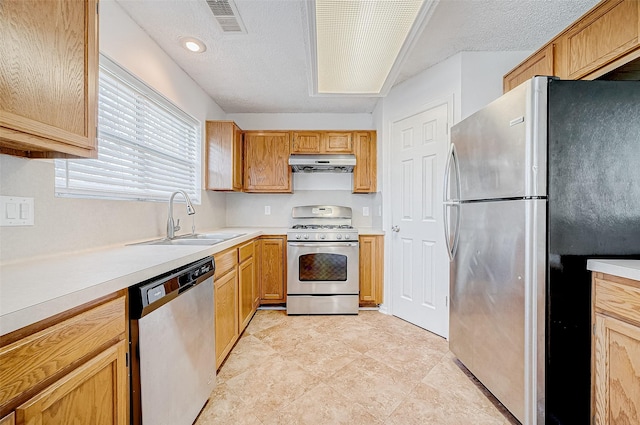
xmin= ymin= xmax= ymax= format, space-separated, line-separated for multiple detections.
xmin=206 ymin=0 xmax=247 ymax=34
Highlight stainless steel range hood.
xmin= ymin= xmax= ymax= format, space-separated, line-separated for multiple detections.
xmin=289 ymin=154 xmax=356 ymax=173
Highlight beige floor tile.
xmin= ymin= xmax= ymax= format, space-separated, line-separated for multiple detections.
xmin=325 ymin=355 xmax=419 ymax=421
xmin=196 ymin=310 xmax=520 ymax=425
xmin=261 ymin=382 xmax=383 ymax=425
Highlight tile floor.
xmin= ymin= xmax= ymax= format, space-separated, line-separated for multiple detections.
xmin=195 ymin=310 xmax=519 ymax=425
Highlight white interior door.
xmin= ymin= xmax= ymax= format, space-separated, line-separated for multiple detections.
xmin=390 ymin=100 xmax=450 ymax=338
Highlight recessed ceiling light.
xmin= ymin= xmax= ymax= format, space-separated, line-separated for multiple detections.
xmin=307 ymin=0 xmax=435 ymax=96
xmin=180 ymin=37 xmax=207 ymax=53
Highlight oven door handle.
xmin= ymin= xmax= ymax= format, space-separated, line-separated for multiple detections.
xmin=287 ymin=242 xmax=359 ymax=247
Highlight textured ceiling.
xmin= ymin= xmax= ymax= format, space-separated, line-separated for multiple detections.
xmin=114 ymin=0 xmax=600 ymax=114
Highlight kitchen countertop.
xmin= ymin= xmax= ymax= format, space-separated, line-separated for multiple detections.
xmin=0 ymin=227 xmax=287 ymax=336
xmin=587 ymin=259 xmax=640 ymax=281
xmin=0 ymin=226 xmax=381 ymax=336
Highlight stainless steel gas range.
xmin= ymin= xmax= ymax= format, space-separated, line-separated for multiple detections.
xmin=286 ymin=205 xmax=359 ymax=315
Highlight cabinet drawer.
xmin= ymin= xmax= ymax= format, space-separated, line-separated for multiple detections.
xmin=595 ymin=276 xmax=640 ymax=324
xmin=0 ymin=296 xmax=126 ymax=408
xmin=238 ymin=241 xmax=254 ymax=263
xmin=214 ymin=249 xmax=237 ymax=279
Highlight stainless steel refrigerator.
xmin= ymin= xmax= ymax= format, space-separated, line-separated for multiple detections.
xmin=444 ymin=76 xmax=640 ymax=425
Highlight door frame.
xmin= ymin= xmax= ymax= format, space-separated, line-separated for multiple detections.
xmin=381 ymin=95 xmax=455 ymax=336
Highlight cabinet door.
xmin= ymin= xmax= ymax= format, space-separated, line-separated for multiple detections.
xmin=558 ymin=0 xmax=640 ymax=79
xmin=0 ymin=0 xmax=98 ymax=158
xmin=291 ymin=131 xmax=322 ymax=154
xmin=15 ymin=340 xmax=128 ymax=425
xmin=258 ymin=237 xmax=287 ymax=304
xmin=323 ymin=132 xmax=353 ymax=153
xmin=593 ymin=313 xmax=640 ymax=424
xmin=359 ymin=235 xmax=384 ymax=306
xmin=503 ymin=43 xmax=555 ymax=93
xmin=353 ymin=131 xmax=377 ymax=193
xmin=244 ymin=132 xmax=291 ymax=192
xmin=206 ymin=121 xmax=243 ymax=191
xmin=238 ymin=241 xmax=256 ymax=333
xmin=214 ymin=269 xmax=238 ymax=369
xmin=0 ymin=413 xmax=14 ymax=425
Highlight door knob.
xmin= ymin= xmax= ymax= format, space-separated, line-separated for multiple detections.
xmin=391 ymin=225 xmax=400 ymax=232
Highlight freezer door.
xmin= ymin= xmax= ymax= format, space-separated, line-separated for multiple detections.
xmin=450 ymin=77 xmax=547 ymax=201
xmin=449 ymin=199 xmax=546 ymax=424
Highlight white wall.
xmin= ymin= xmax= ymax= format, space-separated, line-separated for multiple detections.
xmin=224 ymin=112 xmax=380 ymax=228
xmin=375 ymin=50 xmax=531 ymax=313
xmin=0 ymin=0 xmax=227 ymax=263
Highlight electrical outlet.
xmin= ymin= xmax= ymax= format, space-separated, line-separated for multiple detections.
xmin=264 ymin=206 xmax=271 ymax=215
xmin=362 ymin=207 xmax=370 ymax=217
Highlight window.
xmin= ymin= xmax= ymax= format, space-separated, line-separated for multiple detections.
xmin=55 ymin=55 xmax=201 ymax=203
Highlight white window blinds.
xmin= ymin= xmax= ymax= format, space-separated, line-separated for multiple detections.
xmin=55 ymin=55 xmax=201 ymax=203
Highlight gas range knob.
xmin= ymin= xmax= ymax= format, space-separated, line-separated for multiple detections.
xmin=319 ymin=234 xmax=326 ymax=240
xmin=336 ymin=234 xmax=342 ymax=240
xmin=295 ymin=234 xmax=301 ymax=240
xmin=303 ymin=234 xmax=309 ymax=240
xmin=344 ymin=234 xmax=351 ymax=240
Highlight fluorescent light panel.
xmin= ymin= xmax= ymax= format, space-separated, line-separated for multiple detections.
xmin=315 ymin=0 xmax=424 ymax=94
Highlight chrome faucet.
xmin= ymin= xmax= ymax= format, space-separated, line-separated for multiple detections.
xmin=167 ymin=190 xmax=196 ymax=239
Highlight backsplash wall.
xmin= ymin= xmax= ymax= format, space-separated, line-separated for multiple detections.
xmin=226 ymin=190 xmax=382 ymax=228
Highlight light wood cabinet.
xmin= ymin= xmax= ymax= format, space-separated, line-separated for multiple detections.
xmin=16 ymin=340 xmax=128 ymax=425
xmin=504 ymin=0 xmax=640 ymax=91
xmin=0 ymin=292 xmax=128 ymax=424
xmin=592 ymin=272 xmax=640 ymax=424
xmin=205 ymin=121 xmax=243 ymax=191
xmin=323 ymin=132 xmax=353 ymax=153
xmin=238 ymin=241 xmax=257 ymax=333
xmin=557 ymin=0 xmax=640 ymax=80
xmin=359 ymin=235 xmax=384 ymax=306
xmin=290 ymin=131 xmax=353 ymax=154
xmin=258 ymin=236 xmax=287 ymax=304
xmin=353 ymin=131 xmax=377 ymax=193
xmin=503 ymin=43 xmax=555 ymax=92
xmin=244 ymin=132 xmax=291 ymax=193
xmin=213 ymin=249 xmax=239 ymax=369
xmin=0 ymin=0 xmax=99 ymax=158
xmin=0 ymin=413 xmax=14 ymax=425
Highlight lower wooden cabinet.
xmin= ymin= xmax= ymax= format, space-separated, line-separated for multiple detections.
xmin=359 ymin=235 xmax=384 ymax=306
xmin=16 ymin=340 xmax=128 ymax=425
xmin=213 ymin=251 xmax=239 ymax=369
xmin=258 ymin=236 xmax=287 ymax=304
xmin=238 ymin=240 xmax=257 ymax=333
xmin=0 ymin=413 xmax=14 ymax=425
xmin=592 ymin=272 xmax=640 ymax=424
xmin=0 ymin=292 xmax=128 ymax=424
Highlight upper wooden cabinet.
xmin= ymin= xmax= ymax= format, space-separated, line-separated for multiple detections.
xmin=504 ymin=0 xmax=640 ymax=91
xmin=290 ymin=131 xmax=353 ymax=154
xmin=503 ymin=44 xmax=555 ymax=93
xmin=0 ymin=0 xmax=99 ymax=158
xmin=205 ymin=121 xmax=243 ymax=191
xmin=244 ymin=131 xmax=292 ymax=193
xmin=353 ymin=131 xmax=377 ymax=193
xmin=556 ymin=0 xmax=640 ymax=80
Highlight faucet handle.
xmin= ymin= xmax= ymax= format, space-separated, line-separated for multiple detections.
xmin=174 ymin=218 xmax=181 ymax=232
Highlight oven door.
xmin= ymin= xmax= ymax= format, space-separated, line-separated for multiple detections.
xmin=287 ymin=241 xmax=359 ymax=295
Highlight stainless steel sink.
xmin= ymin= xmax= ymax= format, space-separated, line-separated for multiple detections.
xmin=131 ymin=232 xmax=245 ymax=246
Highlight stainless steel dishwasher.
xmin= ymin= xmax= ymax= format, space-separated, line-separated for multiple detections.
xmin=129 ymin=257 xmax=216 ymax=425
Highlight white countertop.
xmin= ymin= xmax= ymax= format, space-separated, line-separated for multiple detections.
xmin=0 ymin=228 xmax=287 ymax=336
xmin=587 ymin=259 xmax=640 ymax=281
xmin=0 ymin=226 xmax=381 ymax=335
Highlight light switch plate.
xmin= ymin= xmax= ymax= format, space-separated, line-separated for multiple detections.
xmin=1 ymin=196 xmax=34 ymax=226
xmin=264 ymin=206 xmax=271 ymax=215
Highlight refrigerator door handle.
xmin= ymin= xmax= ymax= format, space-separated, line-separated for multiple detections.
xmin=443 ymin=143 xmax=461 ymax=261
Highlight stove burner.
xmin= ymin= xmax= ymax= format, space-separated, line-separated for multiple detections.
xmin=291 ymin=224 xmax=354 ymax=230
